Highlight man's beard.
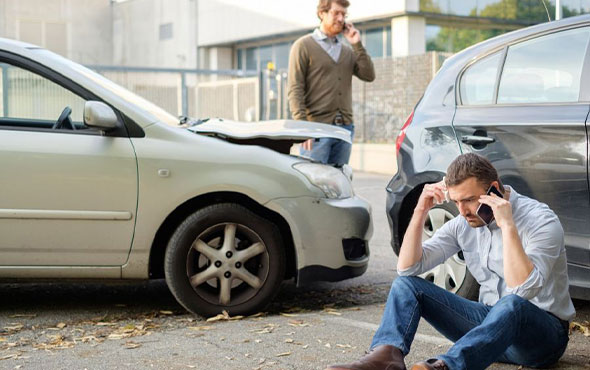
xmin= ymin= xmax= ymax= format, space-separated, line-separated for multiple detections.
xmin=465 ymin=213 xmax=485 ymax=228
xmin=326 ymin=22 xmax=343 ymax=35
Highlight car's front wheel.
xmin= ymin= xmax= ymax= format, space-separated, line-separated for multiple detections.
xmin=405 ymin=201 xmax=479 ymax=301
xmin=165 ymin=203 xmax=285 ymax=317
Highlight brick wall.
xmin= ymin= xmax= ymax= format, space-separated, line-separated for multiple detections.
xmin=351 ymin=52 xmax=451 ymax=143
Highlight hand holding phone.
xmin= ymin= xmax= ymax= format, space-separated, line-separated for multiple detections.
xmin=476 ymin=185 xmax=503 ymax=224
xmin=342 ymin=22 xmax=360 ymax=44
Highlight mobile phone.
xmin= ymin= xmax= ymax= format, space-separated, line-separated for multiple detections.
xmin=476 ymin=185 xmax=503 ymax=224
xmin=342 ymin=23 xmax=350 ymax=33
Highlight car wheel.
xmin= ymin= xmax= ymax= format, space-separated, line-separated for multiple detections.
xmin=165 ymin=203 xmax=285 ymax=317
xmin=418 ymin=202 xmax=479 ymax=301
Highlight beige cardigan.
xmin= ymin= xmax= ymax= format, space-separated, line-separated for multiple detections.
xmin=287 ymin=34 xmax=375 ymax=125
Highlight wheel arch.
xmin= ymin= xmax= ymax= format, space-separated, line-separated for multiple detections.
xmin=148 ymin=191 xmax=296 ymax=281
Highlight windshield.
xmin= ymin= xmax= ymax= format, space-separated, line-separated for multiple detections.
xmin=31 ymin=48 xmax=178 ymax=126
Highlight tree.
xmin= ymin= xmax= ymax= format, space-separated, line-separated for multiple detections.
xmin=426 ymin=0 xmax=581 ymax=52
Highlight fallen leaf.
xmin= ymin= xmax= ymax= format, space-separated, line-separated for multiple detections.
xmin=325 ymin=343 xmax=331 ymax=348
xmin=159 ymin=310 xmax=173 ymax=315
xmin=96 ymin=322 xmax=117 ymax=327
xmin=251 ymin=324 xmax=277 ymax=334
xmin=336 ymin=344 xmax=352 ymax=348
xmin=276 ymin=352 xmax=291 ymax=357
xmin=287 ymin=320 xmax=310 ymax=327
xmin=124 ymin=341 xmax=142 ymax=349
xmin=322 ymin=307 xmax=342 ymax=316
xmin=188 ymin=326 xmax=214 ymax=331
xmin=56 ymin=323 xmax=67 ymax=329
xmin=280 ymin=312 xmax=299 ymax=317
xmin=285 ymin=338 xmax=294 ymax=343
xmin=8 ymin=314 xmax=36 ymax=319
xmin=570 ymin=321 xmax=590 ymax=336
xmin=206 ymin=310 xmax=244 ymax=322
xmin=0 ymin=353 xmax=19 ymax=361
xmin=3 ymin=324 xmax=24 ymax=334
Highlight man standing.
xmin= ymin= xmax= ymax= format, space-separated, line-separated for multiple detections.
xmin=288 ymin=0 xmax=375 ymax=166
xmin=327 ymin=153 xmax=574 ymax=370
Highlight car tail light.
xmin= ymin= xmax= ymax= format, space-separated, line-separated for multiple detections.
xmin=395 ymin=110 xmax=414 ymax=155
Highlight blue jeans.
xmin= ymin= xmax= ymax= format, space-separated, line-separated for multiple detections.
xmin=300 ymin=124 xmax=354 ymax=166
xmin=371 ymin=276 xmax=569 ymax=370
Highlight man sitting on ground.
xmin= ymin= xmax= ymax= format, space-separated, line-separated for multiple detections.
xmin=327 ymin=153 xmax=574 ymax=370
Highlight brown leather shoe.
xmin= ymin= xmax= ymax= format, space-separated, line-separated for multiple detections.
xmin=410 ymin=358 xmax=449 ymax=370
xmin=326 ymin=344 xmax=406 ymax=370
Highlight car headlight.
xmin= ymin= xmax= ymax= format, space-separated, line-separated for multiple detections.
xmin=293 ymin=162 xmax=353 ymax=199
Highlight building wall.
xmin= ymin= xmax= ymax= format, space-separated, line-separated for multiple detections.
xmin=112 ymin=0 xmax=197 ymax=68
xmin=197 ymin=0 xmax=408 ymax=47
xmin=0 ymin=0 xmax=112 ymax=64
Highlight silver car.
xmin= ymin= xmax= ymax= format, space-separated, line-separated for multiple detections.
xmin=0 ymin=38 xmax=372 ymax=316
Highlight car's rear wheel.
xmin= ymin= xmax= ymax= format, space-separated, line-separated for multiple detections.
xmin=404 ymin=201 xmax=479 ymax=301
xmin=165 ymin=203 xmax=285 ymax=317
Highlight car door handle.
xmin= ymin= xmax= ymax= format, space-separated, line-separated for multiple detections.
xmin=461 ymin=135 xmax=495 ymax=146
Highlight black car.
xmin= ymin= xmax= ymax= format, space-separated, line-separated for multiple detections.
xmin=387 ymin=15 xmax=590 ymax=301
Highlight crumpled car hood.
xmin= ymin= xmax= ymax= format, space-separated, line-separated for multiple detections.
xmin=186 ymin=118 xmax=351 ymax=154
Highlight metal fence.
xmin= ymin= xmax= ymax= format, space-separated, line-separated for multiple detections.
xmin=88 ymin=65 xmax=260 ymax=122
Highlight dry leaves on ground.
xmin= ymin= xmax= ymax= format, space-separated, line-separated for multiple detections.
xmin=2 ymin=324 xmax=24 ymax=335
xmin=33 ymin=334 xmax=76 ymax=350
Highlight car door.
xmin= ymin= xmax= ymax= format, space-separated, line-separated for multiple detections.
xmin=0 ymin=57 xmax=137 ymax=269
xmin=452 ymin=26 xmax=590 ymax=284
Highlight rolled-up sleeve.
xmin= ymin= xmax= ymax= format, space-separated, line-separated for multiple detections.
xmin=398 ymin=217 xmax=462 ymax=276
xmin=505 ymin=214 xmax=564 ymax=300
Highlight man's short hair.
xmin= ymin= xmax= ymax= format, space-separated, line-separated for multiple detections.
xmin=317 ymin=0 xmax=350 ymax=20
xmin=445 ymin=153 xmax=505 ymax=192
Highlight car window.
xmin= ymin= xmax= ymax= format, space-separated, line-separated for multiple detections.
xmin=0 ymin=62 xmax=86 ymax=129
xmin=459 ymin=51 xmax=501 ymax=105
xmin=498 ymin=27 xmax=590 ymax=104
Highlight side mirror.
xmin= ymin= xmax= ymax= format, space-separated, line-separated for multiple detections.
xmin=84 ymin=101 xmax=118 ymax=130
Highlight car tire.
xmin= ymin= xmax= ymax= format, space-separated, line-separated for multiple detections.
xmin=164 ymin=203 xmax=285 ymax=317
xmin=417 ymin=202 xmax=480 ymax=301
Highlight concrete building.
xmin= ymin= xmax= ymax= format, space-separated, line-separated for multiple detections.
xmin=112 ymin=0 xmax=198 ymax=68
xmin=0 ymin=0 xmax=113 ymax=64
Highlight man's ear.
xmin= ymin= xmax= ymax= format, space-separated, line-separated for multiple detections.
xmin=491 ymin=180 xmax=502 ymax=193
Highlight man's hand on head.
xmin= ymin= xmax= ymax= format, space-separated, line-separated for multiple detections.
xmin=415 ymin=180 xmax=448 ymax=215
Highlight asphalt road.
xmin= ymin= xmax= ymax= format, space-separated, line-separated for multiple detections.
xmin=0 ymin=172 xmax=588 ymax=370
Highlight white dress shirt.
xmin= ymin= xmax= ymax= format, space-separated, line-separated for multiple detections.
xmin=399 ymin=186 xmax=576 ymax=321
xmin=312 ymin=28 xmax=342 ymax=62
